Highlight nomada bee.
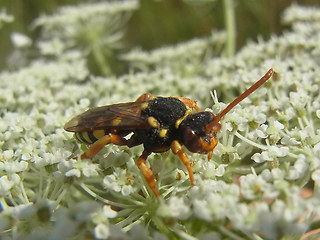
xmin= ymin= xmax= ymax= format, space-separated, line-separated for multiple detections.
xmin=64 ymin=68 xmax=274 ymax=197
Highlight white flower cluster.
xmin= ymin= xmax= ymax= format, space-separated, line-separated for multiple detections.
xmin=0 ymin=8 xmax=13 ymax=29
xmin=121 ymin=31 xmax=226 ymax=73
xmin=33 ymin=0 xmax=139 ymax=75
xmin=1 ymin=2 xmax=320 ymax=240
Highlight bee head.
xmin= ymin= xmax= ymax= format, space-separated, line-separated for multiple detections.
xmin=179 ymin=112 xmax=221 ymax=160
xmin=180 ymin=68 xmax=274 ymax=160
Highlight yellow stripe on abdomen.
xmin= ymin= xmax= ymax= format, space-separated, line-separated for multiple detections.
xmin=74 ymin=130 xmax=107 ymax=144
xmin=92 ymin=129 xmax=106 ymax=139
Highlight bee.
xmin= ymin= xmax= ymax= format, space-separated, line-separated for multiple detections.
xmin=64 ymin=68 xmax=274 ymax=197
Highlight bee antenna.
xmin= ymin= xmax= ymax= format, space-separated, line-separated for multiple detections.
xmin=206 ymin=68 xmax=274 ymax=132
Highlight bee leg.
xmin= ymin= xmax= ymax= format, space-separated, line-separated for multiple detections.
xmin=136 ymin=151 xmax=159 ymax=197
xmin=135 ymin=93 xmax=154 ymax=102
xmin=174 ymin=97 xmax=200 ymax=112
xmin=81 ymin=134 xmax=129 ymax=159
xmin=171 ymin=140 xmax=194 ymax=186
xmin=208 ymin=150 xmax=213 ymax=161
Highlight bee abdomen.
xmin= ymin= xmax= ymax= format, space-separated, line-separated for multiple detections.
xmin=74 ymin=129 xmax=107 ymax=144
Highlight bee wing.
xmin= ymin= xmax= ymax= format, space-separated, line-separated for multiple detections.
xmin=64 ymin=101 xmax=150 ymax=132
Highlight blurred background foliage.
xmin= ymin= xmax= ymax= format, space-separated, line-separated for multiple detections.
xmin=1 ymin=0 xmax=320 ymax=75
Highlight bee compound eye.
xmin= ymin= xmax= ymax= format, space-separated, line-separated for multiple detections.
xmin=182 ymin=126 xmax=202 ymax=153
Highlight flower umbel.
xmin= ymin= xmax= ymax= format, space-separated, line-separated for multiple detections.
xmin=1 ymin=2 xmax=320 ymax=240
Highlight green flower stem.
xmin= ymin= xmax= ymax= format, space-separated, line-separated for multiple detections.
xmin=92 ymin=44 xmax=112 ymax=76
xmin=218 ymin=225 xmax=247 ymax=240
xmin=223 ymin=0 xmax=236 ymax=57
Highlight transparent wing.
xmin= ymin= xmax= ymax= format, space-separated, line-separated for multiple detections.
xmin=64 ymin=101 xmax=149 ymax=132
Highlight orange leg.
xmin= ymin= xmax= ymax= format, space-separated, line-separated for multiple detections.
xmin=208 ymin=150 xmax=213 ymax=161
xmin=136 ymin=151 xmax=159 ymax=197
xmin=81 ymin=133 xmax=129 ymax=159
xmin=174 ymin=97 xmax=200 ymax=112
xmin=171 ymin=140 xmax=194 ymax=186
